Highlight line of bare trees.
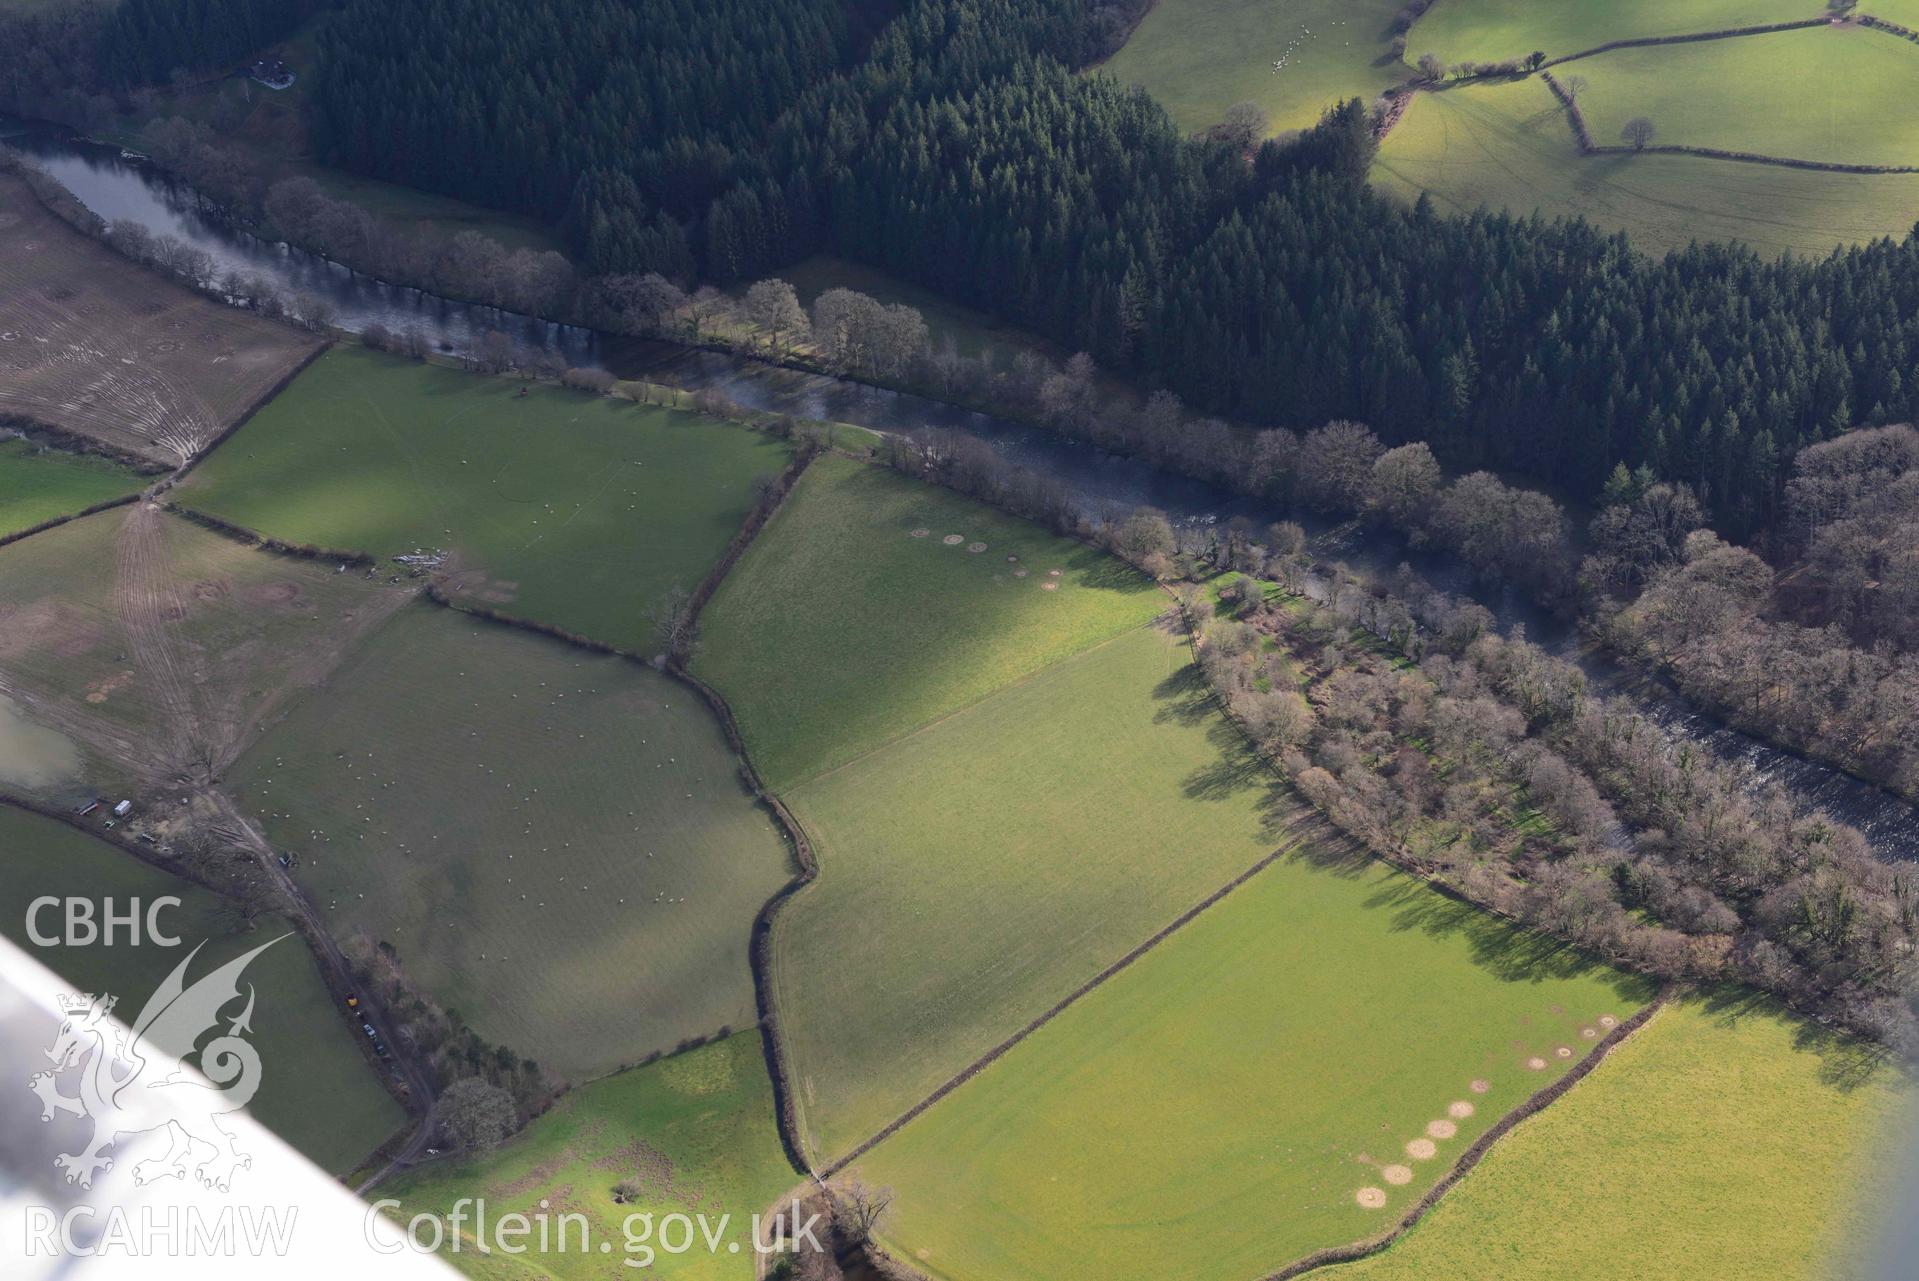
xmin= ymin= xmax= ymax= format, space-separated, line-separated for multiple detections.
xmin=1185 ymin=559 xmax=1917 ymax=1050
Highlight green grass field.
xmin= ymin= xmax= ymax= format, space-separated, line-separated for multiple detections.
xmin=776 ymin=622 xmax=1315 ymax=1161
xmin=0 ymin=439 xmax=143 ymax=539
xmin=0 ymin=805 xmax=404 ymax=1174
xmin=692 ymin=455 xmax=1162 ymax=792
xmin=1406 ymin=0 xmax=1812 ymax=66
xmin=855 ymin=843 xmax=1651 ymax=1281
xmin=176 ymin=347 xmax=791 ymax=653
xmin=380 ymin=1032 xmax=793 ymax=1281
xmin=227 ymin=604 xmax=793 ymax=1081
xmin=1373 ymin=76 xmax=1919 ymax=258
xmin=0 ymin=505 xmax=408 ymax=798
xmin=1572 ymin=28 xmax=1919 ymax=168
xmin=1326 ymin=995 xmax=1909 ymax=1281
xmin=1101 ymin=0 xmax=1410 ymax=136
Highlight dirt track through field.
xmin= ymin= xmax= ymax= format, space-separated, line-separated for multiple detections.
xmin=113 ymin=501 xmax=200 ymax=775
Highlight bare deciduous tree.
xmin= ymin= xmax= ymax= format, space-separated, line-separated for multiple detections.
xmin=1620 ymin=116 xmax=1655 ymax=150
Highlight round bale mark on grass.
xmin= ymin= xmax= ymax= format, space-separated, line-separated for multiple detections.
xmin=942 ymin=534 xmax=965 ymax=545
xmin=1526 ymin=1056 xmax=1548 ymax=1071
xmin=1013 ymin=569 xmax=1029 ymax=578
xmin=1555 ymin=1045 xmax=1573 ymax=1059
xmin=968 ymin=542 xmax=987 ymax=553
xmin=1581 ymin=1026 xmax=1600 ymax=1039
xmin=1047 ymin=568 xmax=1063 ymax=576
xmin=1382 ymin=1164 xmax=1413 ymax=1186
xmin=1426 ymin=1119 xmax=1457 ymax=1140
xmin=1006 ymin=554 xmax=1019 ymax=562
xmin=1355 ymin=1187 xmax=1387 ymax=1209
xmin=1470 ymin=1078 xmax=1491 ymax=1094
xmin=910 ymin=528 xmax=930 ymax=538
xmin=1041 ymin=581 xmax=1059 ymax=590
xmin=1405 ymin=1138 xmax=1437 ymax=1160
xmin=1448 ymin=1100 xmax=1475 ymax=1120
xmin=1599 ymin=1014 xmax=1618 ymax=1029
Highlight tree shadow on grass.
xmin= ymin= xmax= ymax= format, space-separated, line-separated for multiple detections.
xmin=1697 ymin=984 xmax=1907 ymax=1094
xmin=1150 ymin=661 xmax=1217 ymax=728
xmin=1358 ymin=873 xmax=1648 ymax=995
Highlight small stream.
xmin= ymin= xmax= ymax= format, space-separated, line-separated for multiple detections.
xmin=9 ymin=117 xmax=1918 ymax=860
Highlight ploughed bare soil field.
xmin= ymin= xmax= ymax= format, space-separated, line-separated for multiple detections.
xmin=0 ymin=173 xmax=319 ymax=466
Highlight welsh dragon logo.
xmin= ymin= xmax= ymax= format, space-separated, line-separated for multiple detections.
xmin=28 ymin=936 xmax=284 ymax=1191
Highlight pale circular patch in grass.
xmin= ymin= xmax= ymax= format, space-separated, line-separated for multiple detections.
xmin=1006 ymin=554 xmax=1019 ymax=562
xmin=942 ymin=534 xmax=965 ymax=545
xmin=1382 ymin=1164 xmax=1413 ymax=1186
xmin=1355 ymin=1187 xmax=1387 ymax=1209
xmin=1405 ymin=1138 xmax=1437 ymax=1160
xmin=1526 ymin=1056 xmax=1548 ymax=1071
xmin=1013 ymin=568 xmax=1029 ymax=578
xmin=1041 ymin=581 xmax=1059 ymax=591
xmin=1447 ymin=1100 xmax=1474 ymax=1120
xmin=1470 ymin=1078 xmax=1491 ymax=1094
xmin=1599 ymin=1014 xmax=1618 ymax=1029
xmin=1426 ymin=1119 xmax=1457 ymax=1140
xmin=1581 ymin=1026 xmax=1599 ymax=1039
xmin=1554 ymin=1045 xmax=1573 ymax=1059
xmin=910 ymin=528 xmax=930 ymax=538
xmin=968 ymin=542 xmax=987 ymax=553
xmin=1047 ymin=568 xmax=1063 ymax=576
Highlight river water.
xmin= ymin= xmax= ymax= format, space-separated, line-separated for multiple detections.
xmin=9 ymin=118 xmax=1917 ymax=859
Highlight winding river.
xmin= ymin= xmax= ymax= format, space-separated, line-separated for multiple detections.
xmin=9 ymin=118 xmax=1918 ymax=859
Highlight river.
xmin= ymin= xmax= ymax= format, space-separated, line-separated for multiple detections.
xmin=9 ymin=118 xmax=1918 ymax=859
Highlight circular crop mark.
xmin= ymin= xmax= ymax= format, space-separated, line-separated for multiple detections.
xmin=910 ymin=528 xmax=930 ymax=538
xmin=1404 ymin=1138 xmax=1437 ymax=1160
xmin=1426 ymin=1119 xmax=1457 ymax=1140
xmin=1525 ymin=1056 xmax=1548 ymax=1071
xmin=1041 ymin=581 xmax=1059 ymax=590
xmin=1469 ymin=1079 xmax=1491 ymax=1094
xmin=1355 ymin=1188 xmax=1386 ymax=1210
xmin=1005 ymin=554 xmax=1019 ymax=562
xmin=942 ymin=534 xmax=965 ymax=545
xmin=1554 ymin=1045 xmax=1573 ymax=1059
xmin=1013 ymin=568 xmax=1029 ymax=578
xmin=1448 ymin=1100 xmax=1475 ymax=1120
xmin=1581 ymin=1026 xmax=1599 ymax=1039
xmin=1598 ymin=1014 xmax=1618 ymax=1029
xmin=967 ymin=541 xmax=987 ymax=553
xmin=1381 ymin=1164 xmax=1413 ymax=1186
xmin=1047 ymin=568 xmax=1063 ymax=576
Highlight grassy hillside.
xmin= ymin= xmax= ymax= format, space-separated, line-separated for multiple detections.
xmin=1372 ymin=76 xmax=1919 ymax=258
xmin=381 ymin=1033 xmax=793 ymax=1281
xmin=1101 ymin=0 xmax=1409 ymax=136
xmin=776 ymin=622 xmax=1308 ymax=1161
xmin=857 ymin=843 xmax=1651 ymax=1281
xmin=1572 ymin=28 xmax=1919 ymax=168
xmin=693 ymin=455 xmax=1162 ymax=792
xmin=227 ymin=604 xmax=794 ymax=1080
xmin=1407 ymin=0 xmax=1812 ymax=65
xmin=176 ymin=347 xmax=791 ymax=653
xmin=0 ymin=805 xmax=404 ymax=1175
xmin=0 ymin=439 xmax=142 ymax=539
xmin=1327 ymin=995 xmax=1909 ymax=1281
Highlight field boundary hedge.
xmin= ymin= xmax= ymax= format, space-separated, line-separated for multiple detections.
xmin=0 ymin=416 xmax=171 ymax=474
xmin=409 ymin=448 xmax=827 ymax=1180
xmin=1541 ymin=17 xmax=1827 ymax=69
xmin=164 ymin=502 xmax=379 ymax=567
xmin=1861 ymin=13 xmax=1919 ymax=44
xmin=0 ymin=491 xmax=140 ymax=553
xmin=1589 ymin=142 xmax=1919 ymax=174
xmin=1268 ymin=990 xmax=1673 ymax=1279
xmin=170 ymin=338 xmax=330 ymax=481
xmin=1539 ymin=70 xmax=1596 ymax=151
